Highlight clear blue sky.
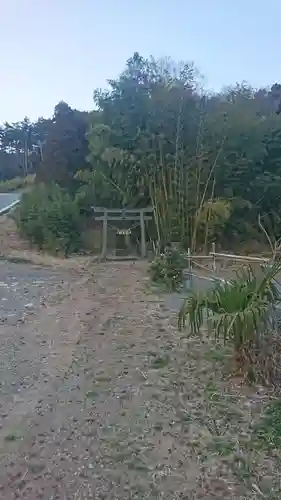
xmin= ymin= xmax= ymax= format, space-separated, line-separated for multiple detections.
xmin=1 ymin=0 xmax=280 ymax=123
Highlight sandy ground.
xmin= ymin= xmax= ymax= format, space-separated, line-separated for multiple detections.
xmin=0 ymin=260 xmax=279 ymax=499
xmin=0 ymin=261 xmax=69 ymax=325
xmin=0 ymin=259 xmax=93 ymax=498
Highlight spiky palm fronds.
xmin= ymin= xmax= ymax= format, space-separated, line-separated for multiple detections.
xmin=178 ymin=261 xmax=281 ymax=354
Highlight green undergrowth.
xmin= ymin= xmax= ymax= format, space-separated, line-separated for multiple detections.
xmin=0 ymin=174 xmax=35 ymax=193
xmin=14 ymin=183 xmax=84 ymax=256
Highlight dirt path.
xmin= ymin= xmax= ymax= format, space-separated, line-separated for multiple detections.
xmin=0 ymin=262 xmax=280 ymax=499
xmin=0 ymin=262 xmax=91 ymax=440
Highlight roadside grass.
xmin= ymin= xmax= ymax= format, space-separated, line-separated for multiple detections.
xmin=0 ymin=174 xmax=35 ymax=193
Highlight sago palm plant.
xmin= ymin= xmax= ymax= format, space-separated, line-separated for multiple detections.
xmin=178 ymin=261 xmax=281 ymax=374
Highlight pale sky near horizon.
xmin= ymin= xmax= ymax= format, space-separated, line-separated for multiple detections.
xmin=1 ymin=1 xmax=280 ymax=123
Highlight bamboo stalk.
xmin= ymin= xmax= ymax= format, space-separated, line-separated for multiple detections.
xmin=210 ymin=252 xmax=269 ymax=263
xmin=212 ymin=242 xmax=216 ymax=273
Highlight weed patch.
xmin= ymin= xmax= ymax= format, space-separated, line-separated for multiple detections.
xmin=254 ymin=398 xmax=281 ymax=449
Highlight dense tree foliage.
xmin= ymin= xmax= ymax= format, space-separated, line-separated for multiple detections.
xmin=0 ymin=117 xmax=40 ymax=179
xmin=35 ymin=102 xmax=90 ymax=189
xmin=3 ymin=52 xmax=281 ymax=251
xmin=86 ymin=53 xmax=281 ymax=249
xmin=0 ymin=103 xmax=90 ymax=188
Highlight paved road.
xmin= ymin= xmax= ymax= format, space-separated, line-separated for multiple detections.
xmin=0 ymin=193 xmax=21 ymax=212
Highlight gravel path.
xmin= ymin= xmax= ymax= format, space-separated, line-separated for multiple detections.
xmin=0 ymin=261 xmax=66 ymax=325
xmin=0 ymin=261 xmax=91 ymax=477
xmin=0 ymin=262 xmax=71 ymax=417
xmin=0 ymin=261 xmax=279 ymax=499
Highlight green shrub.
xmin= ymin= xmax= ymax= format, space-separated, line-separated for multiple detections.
xmin=178 ymin=262 xmax=281 ymax=384
xmin=0 ymin=174 xmax=35 ymax=193
xmin=16 ymin=183 xmax=83 ymax=256
xmin=149 ymin=245 xmax=187 ymax=291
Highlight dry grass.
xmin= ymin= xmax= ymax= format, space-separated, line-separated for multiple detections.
xmin=0 ymin=214 xmax=93 ymax=269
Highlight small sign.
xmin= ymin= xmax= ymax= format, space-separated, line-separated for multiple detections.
xmin=116 ymin=229 xmax=131 ymax=235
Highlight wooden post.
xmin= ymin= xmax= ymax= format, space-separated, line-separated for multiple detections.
xmin=211 ymin=242 xmax=216 ymax=274
xmin=101 ymin=209 xmax=108 ymax=260
xmin=183 ymin=248 xmax=192 ymax=291
xmin=140 ymin=209 xmax=146 ymax=258
xmin=187 ymin=247 xmax=191 ymax=275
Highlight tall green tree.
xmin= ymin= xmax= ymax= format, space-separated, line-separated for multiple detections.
xmin=86 ymin=55 xmax=281 ymax=249
xmin=0 ymin=117 xmax=40 ymax=179
xmin=36 ymin=101 xmax=90 ymax=189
